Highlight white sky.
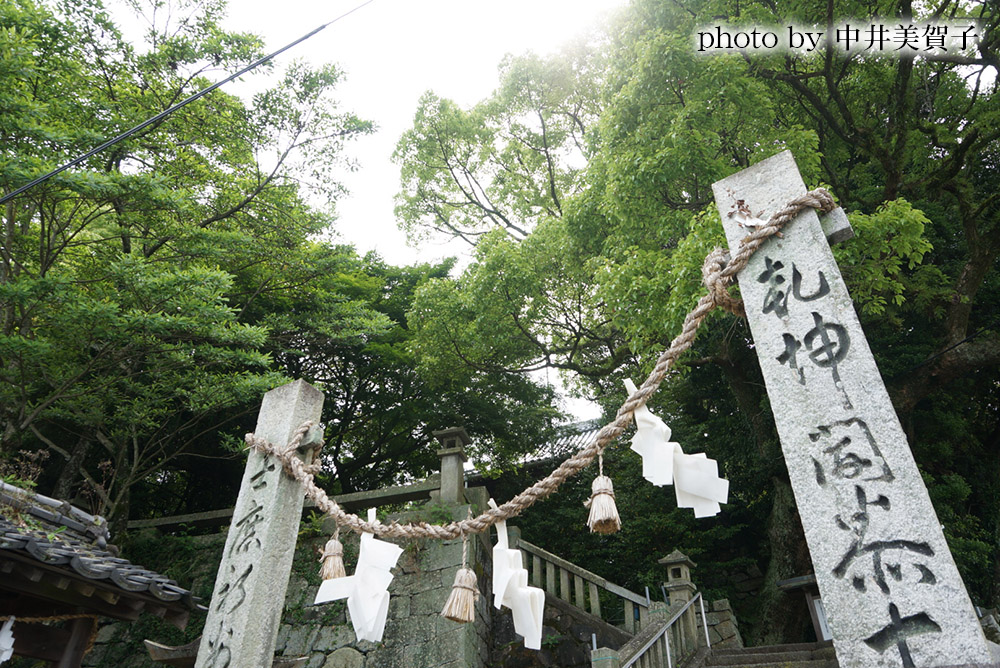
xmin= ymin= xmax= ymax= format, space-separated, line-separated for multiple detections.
xmin=219 ymin=0 xmax=627 ymax=266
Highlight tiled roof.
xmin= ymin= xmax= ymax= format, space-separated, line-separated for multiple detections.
xmin=0 ymin=480 xmax=197 ymax=621
xmin=466 ymin=419 xmax=605 ymax=482
xmin=534 ymin=418 xmax=604 ymax=459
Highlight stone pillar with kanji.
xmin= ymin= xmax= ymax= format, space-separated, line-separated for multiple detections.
xmin=712 ymin=151 xmax=992 ymax=667
xmin=195 ymin=380 xmax=324 ymax=668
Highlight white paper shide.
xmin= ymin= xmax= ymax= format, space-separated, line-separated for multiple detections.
xmin=0 ymin=616 xmax=14 ymax=664
xmin=489 ymin=499 xmax=544 ymax=649
xmin=625 ymin=379 xmax=729 ymax=517
xmin=313 ymin=508 xmax=403 ymax=642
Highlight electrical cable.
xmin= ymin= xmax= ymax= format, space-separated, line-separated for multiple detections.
xmin=0 ymin=0 xmax=376 ymax=207
xmin=887 ymin=322 xmax=995 ymax=380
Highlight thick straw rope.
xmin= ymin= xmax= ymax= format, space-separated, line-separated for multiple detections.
xmin=247 ymin=189 xmax=836 ymax=540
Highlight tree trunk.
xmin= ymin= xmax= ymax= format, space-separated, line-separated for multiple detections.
xmin=752 ymin=477 xmax=815 ymax=645
xmin=716 ymin=339 xmax=813 ymax=644
xmin=993 ymin=544 xmax=1000 ymax=611
xmin=52 ymin=437 xmax=91 ymax=502
xmin=986 ymin=423 xmax=1000 ymax=610
xmin=108 ymin=484 xmax=130 ymax=539
xmin=717 ymin=357 xmax=772 ymax=459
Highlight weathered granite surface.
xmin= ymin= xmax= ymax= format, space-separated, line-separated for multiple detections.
xmin=196 ymin=380 xmax=324 ymax=668
xmin=712 ymin=150 xmax=992 ymax=667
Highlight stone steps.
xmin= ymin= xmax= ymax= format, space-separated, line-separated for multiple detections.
xmin=705 ymin=660 xmax=835 ymax=667
xmin=705 ymin=641 xmax=837 ymax=668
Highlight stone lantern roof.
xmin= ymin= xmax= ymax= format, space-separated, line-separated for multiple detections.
xmin=658 ymin=549 xmax=697 ymax=570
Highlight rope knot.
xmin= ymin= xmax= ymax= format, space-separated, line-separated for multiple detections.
xmin=701 ymin=248 xmax=746 ymax=317
xmin=809 ymin=187 xmax=837 ymax=214
xmin=246 ymin=421 xmax=322 ymax=478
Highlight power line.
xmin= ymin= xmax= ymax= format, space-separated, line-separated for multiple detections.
xmin=887 ymin=323 xmax=994 ymax=380
xmin=0 ymin=0 xmax=376 ymax=207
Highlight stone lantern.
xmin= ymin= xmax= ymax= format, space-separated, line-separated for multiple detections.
xmin=433 ymin=427 xmax=470 ymax=505
xmin=658 ymin=549 xmax=701 ymax=654
xmin=659 ymin=549 xmax=697 ymax=606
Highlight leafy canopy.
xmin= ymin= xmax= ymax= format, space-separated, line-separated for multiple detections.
xmin=395 ymin=0 xmax=1000 ymax=629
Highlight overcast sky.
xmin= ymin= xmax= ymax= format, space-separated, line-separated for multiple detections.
xmin=217 ymin=0 xmax=627 ymax=266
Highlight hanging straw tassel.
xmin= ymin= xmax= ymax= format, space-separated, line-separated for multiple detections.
xmin=319 ymin=528 xmax=346 ymax=580
xmin=442 ymin=567 xmax=479 ymax=623
xmin=585 ymin=454 xmax=621 ymax=534
xmin=441 ymin=511 xmax=479 ymax=623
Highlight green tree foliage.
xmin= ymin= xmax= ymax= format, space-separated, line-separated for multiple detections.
xmin=408 ymin=221 xmax=631 ymax=382
xmin=397 ymin=0 xmax=1000 ymax=638
xmin=0 ymin=0 xmax=378 ymax=526
xmin=2 ymin=0 xmax=564 ymax=532
xmin=394 ymin=41 xmax=606 ymax=244
xmin=268 ymin=255 xmax=562 ymax=492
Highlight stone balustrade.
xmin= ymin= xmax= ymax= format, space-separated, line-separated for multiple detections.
xmin=517 ymin=537 xmax=651 ymax=633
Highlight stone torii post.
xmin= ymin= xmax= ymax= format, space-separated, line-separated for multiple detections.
xmin=712 ymin=151 xmax=992 ymax=667
xmin=195 ymin=380 xmax=324 ymax=668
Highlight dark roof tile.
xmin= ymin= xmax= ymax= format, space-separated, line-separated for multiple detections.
xmin=0 ymin=480 xmax=196 ymax=610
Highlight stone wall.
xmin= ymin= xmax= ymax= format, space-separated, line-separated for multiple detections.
xmin=695 ymin=598 xmax=743 ymax=649
xmin=980 ymin=609 xmax=1000 ymax=645
xmin=309 ymin=501 xmax=493 ymax=668
xmin=267 ymin=527 xmax=493 ymax=667
xmin=723 ymin=564 xmax=765 ymax=604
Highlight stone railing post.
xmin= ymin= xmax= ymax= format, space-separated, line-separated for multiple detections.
xmin=590 ymin=647 xmax=621 ymax=668
xmin=661 ymin=549 xmax=698 ymax=651
xmin=433 ymin=427 xmax=470 ymax=505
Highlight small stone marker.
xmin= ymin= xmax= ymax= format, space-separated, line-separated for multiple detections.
xmin=195 ymin=380 xmax=324 ymax=668
xmin=712 ymin=151 xmax=992 ymax=667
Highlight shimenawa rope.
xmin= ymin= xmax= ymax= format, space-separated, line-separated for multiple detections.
xmin=246 ymin=188 xmax=836 ymax=540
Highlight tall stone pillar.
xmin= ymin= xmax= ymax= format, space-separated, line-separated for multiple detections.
xmin=195 ymin=380 xmax=324 ymax=668
xmin=712 ymin=150 xmax=992 ymax=667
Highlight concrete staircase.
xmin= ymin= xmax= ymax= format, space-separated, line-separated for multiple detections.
xmin=704 ymin=641 xmax=838 ymax=668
